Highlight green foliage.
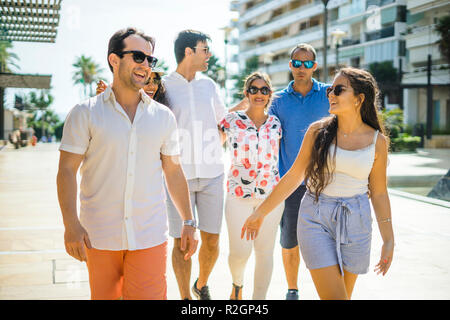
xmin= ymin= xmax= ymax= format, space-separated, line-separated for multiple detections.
xmin=368 ymin=61 xmax=398 ymax=84
xmin=435 ymin=15 xmax=450 ymax=64
xmin=381 ymin=108 xmax=403 ymax=139
xmin=24 ymin=90 xmax=63 ymax=140
xmin=202 ymin=53 xmax=225 ymax=87
xmin=391 ymin=133 xmax=421 ymax=152
xmin=381 ymin=108 xmax=422 ymax=152
xmin=231 ymin=55 xmax=259 ymax=102
xmin=0 ymin=41 xmax=20 ymax=73
xmin=72 ymin=55 xmax=105 ymax=98
xmin=155 ymin=58 xmax=169 ymax=73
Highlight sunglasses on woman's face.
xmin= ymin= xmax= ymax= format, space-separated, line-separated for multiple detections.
xmin=290 ymin=59 xmax=315 ymax=69
xmin=117 ymin=50 xmax=158 ymax=67
xmin=326 ymin=84 xmax=347 ymax=98
xmin=247 ymin=86 xmax=271 ymax=95
xmin=147 ymin=76 xmax=161 ymax=86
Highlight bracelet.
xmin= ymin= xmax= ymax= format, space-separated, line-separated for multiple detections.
xmin=377 ymin=218 xmax=392 ymax=223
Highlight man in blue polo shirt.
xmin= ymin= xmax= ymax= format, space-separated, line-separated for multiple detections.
xmin=269 ymin=43 xmax=330 ymax=300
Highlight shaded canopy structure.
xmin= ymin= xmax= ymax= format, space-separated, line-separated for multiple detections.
xmin=0 ymin=0 xmax=62 ymax=43
xmin=0 ymin=0 xmax=62 ymax=139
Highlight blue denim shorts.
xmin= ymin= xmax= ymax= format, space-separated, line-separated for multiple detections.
xmin=280 ymin=185 xmax=307 ymax=249
xmin=297 ymin=191 xmax=372 ymax=275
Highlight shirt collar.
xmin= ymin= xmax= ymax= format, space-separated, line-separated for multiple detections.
xmin=287 ymin=78 xmax=320 ymax=95
xmin=102 ymin=85 xmax=152 ymax=106
xmin=170 ymin=71 xmax=200 ymax=83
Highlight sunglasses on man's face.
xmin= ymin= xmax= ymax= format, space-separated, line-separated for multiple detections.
xmin=117 ymin=50 xmax=158 ymax=67
xmin=326 ymin=84 xmax=347 ymax=98
xmin=247 ymin=86 xmax=271 ymax=95
xmin=194 ymin=46 xmax=210 ymax=55
xmin=290 ymin=59 xmax=315 ymax=69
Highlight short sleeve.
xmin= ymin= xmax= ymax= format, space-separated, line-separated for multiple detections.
xmin=219 ymin=111 xmax=235 ymax=135
xmin=161 ymin=110 xmax=180 ymax=156
xmin=59 ymin=104 xmax=90 ymax=155
xmin=213 ymin=82 xmax=226 ymax=123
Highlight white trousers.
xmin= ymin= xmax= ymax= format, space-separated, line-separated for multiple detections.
xmin=225 ymin=195 xmax=284 ymax=300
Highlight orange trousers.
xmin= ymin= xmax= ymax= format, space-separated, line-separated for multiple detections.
xmin=85 ymin=242 xmax=167 ymax=300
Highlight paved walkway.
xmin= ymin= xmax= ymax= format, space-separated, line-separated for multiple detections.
xmin=0 ymin=143 xmax=449 ymax=300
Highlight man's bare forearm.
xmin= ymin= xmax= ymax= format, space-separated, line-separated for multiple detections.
xmin=164 ymin=165 xmax=194 ymax=221
xmin=57 ymin=168 xmax=80 ymax=228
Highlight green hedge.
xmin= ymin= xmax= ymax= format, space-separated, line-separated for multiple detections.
xmin=391 ymin=134 xmax=421 ymax=152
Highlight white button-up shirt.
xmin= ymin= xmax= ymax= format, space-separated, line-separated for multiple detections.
xmin=163 ymin=72 xmax=226 ymax=180
xmin=59 ymin=86 xmax=180 ymax=251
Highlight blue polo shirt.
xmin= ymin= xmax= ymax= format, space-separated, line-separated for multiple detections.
xmin=269 ymin=78 xmax=330 ymax=178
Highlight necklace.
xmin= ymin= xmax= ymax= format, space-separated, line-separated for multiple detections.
xmin=340 ymin=122 xmax=364 ymax=138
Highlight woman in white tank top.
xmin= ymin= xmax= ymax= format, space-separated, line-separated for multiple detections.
xmin=241 ymin=67 xmax=395 ymax=300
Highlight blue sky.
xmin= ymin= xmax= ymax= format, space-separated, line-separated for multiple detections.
xmin=5 ymin=0 xmax=237 ymax=118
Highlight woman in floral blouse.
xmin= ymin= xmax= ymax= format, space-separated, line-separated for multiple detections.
xmin=220 ymin=72 xmax=284 ymax=300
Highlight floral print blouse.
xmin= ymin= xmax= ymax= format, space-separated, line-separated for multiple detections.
xmin=220 ymin=111 xmax=282 ymax=199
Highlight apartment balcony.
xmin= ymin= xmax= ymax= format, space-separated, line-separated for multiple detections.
xmin=230 ymin=1 xmax=240 ymax=12
xmin=239 ymin=25 xmax=324 ymax=60
xmin=238 ymin=1 xmax=346 ymax=42
xmin=404 ymin=24 xmax=440 ymax=49
xmin=366 ymin=0 xmax=396 ymax=9
xmin=407 ymin=0 xmax=448 ymax=14
xmin=239 ymin=0 xmax=292 ymax=23
xmin=338 ymin=0 xmax=366 ymax=21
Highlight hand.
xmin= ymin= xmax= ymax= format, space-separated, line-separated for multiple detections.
xmin=180 ymin=225 xmax=199 ymax=260
xmin=241 ymin=211 xmax=265 ymax=241
xmin=96 ymin=80 xmax=107 ymax=95
xmin=374 ymin=240 xmax=394 ymax=276
xmin=64 ymin=221 xmax=92 ymax=262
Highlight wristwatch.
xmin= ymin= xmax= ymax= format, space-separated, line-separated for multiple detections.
xmin=183 ymin=219 xmax=197 ymax=228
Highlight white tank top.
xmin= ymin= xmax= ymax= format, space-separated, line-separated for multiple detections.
xmin=320 ymin=130 xmax=379 ymax=197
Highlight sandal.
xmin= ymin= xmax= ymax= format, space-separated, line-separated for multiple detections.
xmin=231 ymin=283 xmax=243 ymax=300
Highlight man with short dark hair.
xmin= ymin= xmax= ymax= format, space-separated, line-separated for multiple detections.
xmin=163 ymin=29 xmax=239 ymax=300
xmin=269 ymin=43 xmax=330 ymax=300
xmin=57 ymin=27 xmax=198 ymax=300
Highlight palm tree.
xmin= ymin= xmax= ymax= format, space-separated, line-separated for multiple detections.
xmin=0 ymin=41 xmax=20 ymax=73
xmin=72 ymin=55 xmax=104 ymax=98
xmin=27 ymin=90 xmax=54 ymax=140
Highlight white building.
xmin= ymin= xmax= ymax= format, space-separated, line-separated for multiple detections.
xmin=402 ymin=0 xmax=450 ymax=132
xmin=230 ymin=0 xmax=408 ymax=89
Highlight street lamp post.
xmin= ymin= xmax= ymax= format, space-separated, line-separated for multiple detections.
xmin=322 ymin=0 xmax=330 ymax=83
xmin=220 ymin=25 xmax=235 ymax=106
xmin=331 ymin=29 xmax=347 ymax=71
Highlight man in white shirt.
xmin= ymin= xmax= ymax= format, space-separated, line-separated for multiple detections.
xmin=163 ymin=30 xmax=236 ymax=300
xmin=56 ymin=27 xmax=198 ymax=300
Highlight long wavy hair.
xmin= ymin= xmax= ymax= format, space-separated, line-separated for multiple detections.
xmin=304 ymin=67 xmax=387 ymax=201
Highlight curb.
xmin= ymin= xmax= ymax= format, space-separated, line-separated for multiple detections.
xmin=388 ymin=188 xmax=450 ymax=209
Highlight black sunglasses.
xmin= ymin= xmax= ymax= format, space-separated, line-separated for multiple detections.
xmin=247 ymin=86 xmax=271 ymax=95
xmin=146 ymin=76 xmax=161 ymax=86
xmin=116 ymin=50 xmax=158 ymax=67
xmin=326 ymin=84 xmax=347 ymax=98
xmin=194 ymin=46 xmax=210 ymax=54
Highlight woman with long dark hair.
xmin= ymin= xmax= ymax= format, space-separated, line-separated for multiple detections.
xmin=241 ymin=67 xmax=395 ymax=300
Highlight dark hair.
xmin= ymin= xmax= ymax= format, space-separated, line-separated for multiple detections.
xmin=107 ymin=27 xmax=155 ymax=72
xmin=304 ymin=67 xmax=387 ymax=201
xmin=174 ymin=29 xmax=211 ymax=64
xmin=152 ymin=73 xmax=168 ymax=105
xmin=290 ymin=43 xmax=317 ymax=61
